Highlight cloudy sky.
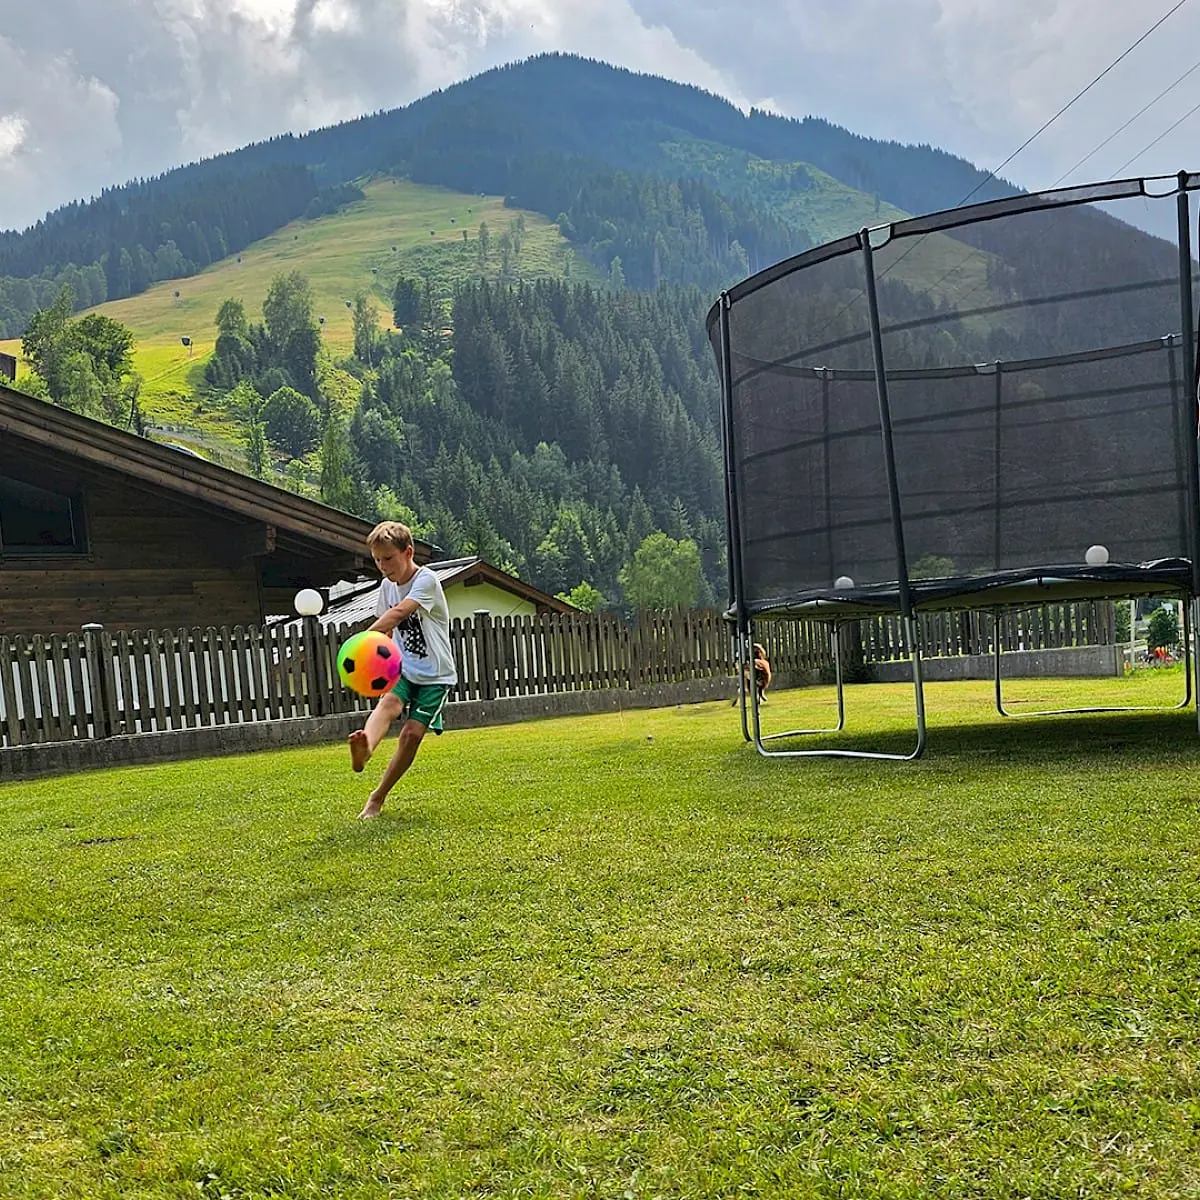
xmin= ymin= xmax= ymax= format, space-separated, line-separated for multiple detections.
xmin=3 ymin=0 xmax=1200 ymax=233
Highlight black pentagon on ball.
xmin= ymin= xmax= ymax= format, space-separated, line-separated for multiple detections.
xmin=377 ymin=645 xmax=393 ymax=659
xmin=342 ymin=655 xmax=356 ymax=673
xmin=371 ymin=676 xmax=388 ymax=690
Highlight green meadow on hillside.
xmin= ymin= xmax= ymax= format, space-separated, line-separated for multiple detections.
xmin=1 ymin=180 xmax=592 ymax=436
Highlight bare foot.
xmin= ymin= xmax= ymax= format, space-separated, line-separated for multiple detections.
xmin=357 ymin=793 xmax=384 ymax=820
xmin=348 ymin=730 xmax=370 ymax=773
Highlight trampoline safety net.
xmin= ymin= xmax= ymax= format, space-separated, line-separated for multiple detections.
xmin=710 ymin=176 xmax=1200 ymax=616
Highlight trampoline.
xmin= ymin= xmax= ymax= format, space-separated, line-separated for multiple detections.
xmin=708 ymin=172 xmax=1200 ymax=759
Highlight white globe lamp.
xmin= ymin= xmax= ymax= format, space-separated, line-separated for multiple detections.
xmin=1084 ymin=545 xmax=1109 ymax=567
xmin=834 ymin=575 xmax=855 ymax=590
xmin=294 ymin=588 xmax=324 ymax=617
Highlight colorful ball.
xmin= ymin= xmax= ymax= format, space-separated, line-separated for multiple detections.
xmin=337 ymin=630 xmax=401 ymax=697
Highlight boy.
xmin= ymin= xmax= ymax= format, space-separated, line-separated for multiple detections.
xmin=347 ymin=521 xmax=458 ymax=819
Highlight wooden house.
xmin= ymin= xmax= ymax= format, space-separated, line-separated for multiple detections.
xmin=0 ymin=385 xmax=434 ymax=635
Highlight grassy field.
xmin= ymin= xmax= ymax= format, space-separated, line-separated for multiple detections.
xmin=4 ymin=672 xmax=1200 ymax=1197
xmin=1 ymin=179 xmax=586 ymax=434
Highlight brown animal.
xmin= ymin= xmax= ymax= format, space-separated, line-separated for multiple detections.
xmin=750 ymin=642 xmax=772 ymax=702
xmin=733 ymin=642 xmax=773 ymax=704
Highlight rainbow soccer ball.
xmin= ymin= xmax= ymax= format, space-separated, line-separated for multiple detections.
xmin=337 ymin=630 xmax=401 ymax=697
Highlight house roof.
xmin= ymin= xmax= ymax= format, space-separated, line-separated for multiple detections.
xmin=429 ymin=557 xmax=576 ymax=613
xmin=0 ymin=384 xmax=432 ymax=563
xmin=298 ymin=556 xmax=575 ymax=629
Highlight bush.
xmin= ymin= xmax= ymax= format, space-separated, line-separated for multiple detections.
xmin=262 ymin=386 xmax=321 ymax=459
xmin=1147 ymin=605 xmax=1180 ymax=651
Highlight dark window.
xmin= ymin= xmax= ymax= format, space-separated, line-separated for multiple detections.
xmin=0 ymin=475 xmax=87 ymax=556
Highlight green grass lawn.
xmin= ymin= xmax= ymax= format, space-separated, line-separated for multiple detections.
xmin=4 ymin=674 xmax=1200 ymax=1198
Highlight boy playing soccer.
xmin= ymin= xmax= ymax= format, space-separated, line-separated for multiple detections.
xmin=348 ymin=521 xmax=458 ymax=819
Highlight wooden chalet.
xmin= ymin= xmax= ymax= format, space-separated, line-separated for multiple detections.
xmin=0 ymin=385 xmax=432 ymax=635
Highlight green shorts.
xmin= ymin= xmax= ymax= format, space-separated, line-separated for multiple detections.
xmin=390 ymin=677 xmax=451 ymax=734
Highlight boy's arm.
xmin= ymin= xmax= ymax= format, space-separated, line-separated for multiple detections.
xmin=371 ymin=598 xmax=420 ymax=633
xmin=372 ymin=572 xmax=438 ymax=633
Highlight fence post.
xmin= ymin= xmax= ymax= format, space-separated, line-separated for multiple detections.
xmin=303 ymin=616 xmax=327 ymax=717
xmin=81 ymin=623 xmax=113 ymax=739
xmin=627 ymin=615 xmax=643 ymax=690
xmin=475 ymin=611 xmax=496 ymax=701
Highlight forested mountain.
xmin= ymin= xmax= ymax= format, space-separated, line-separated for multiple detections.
xmin=0 ymin=52 xmax=1022 ymax=337
xmin=345 ymin=280 xmax=726 ymax=602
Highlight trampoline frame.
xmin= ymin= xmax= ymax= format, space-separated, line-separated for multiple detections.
xmin=992 ymin=599 xmax=1193 ymax=719
xmin=715 ymin=172 xmax=1200 ymax=759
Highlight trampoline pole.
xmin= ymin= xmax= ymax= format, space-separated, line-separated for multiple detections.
xmin=861 ymin=232 xmax=914 ymax=623
xmin=1175 ymin=179 xmax=1200 ymax=732
xmin=718 ymin=294 xmax=753 ymax=740
xmin=717 ymin=292 xmax=751 ymax=743
xmin=1175 ymin=178 xmax=1200 ymax=601
xmin=862 ymin=228 xmax=926 ymax=759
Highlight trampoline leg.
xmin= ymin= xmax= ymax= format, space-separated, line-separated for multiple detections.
xmin=1183 ymin=597 xmax=1194 ymax=711
xmin=832 ymin=626 xmax=847 ymax=732
xmin=995 ymin=600 xmax=1192 ymax=718
xmin=734 ymin=628 xmax=751 ymax=743
xmin=753 ymin=622 xmax=846 ymax=746
xmin=908 ymin=616 xmax=928 ymax=760
xmin=750 ymin=618 xmax=925 ymax=761
xmin=992 ymin=608 xmax=1005 ymax=716
xmin=1193 ymin=599 xmax=1200 ymax=736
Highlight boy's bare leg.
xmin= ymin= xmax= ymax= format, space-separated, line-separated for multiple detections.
xmin=358 ymin=718 xmax=427 ymax=819
xmin=349 ymin=692 xmax=403 ymax=772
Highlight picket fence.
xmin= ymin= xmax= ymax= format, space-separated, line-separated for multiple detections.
xmin=0 ymin=602 xmax=1118 ymax=751
xmin=0 ymin=609 xmax=739 ymax=750
xmin=859 ymin=600 xmax=1117 ymax=663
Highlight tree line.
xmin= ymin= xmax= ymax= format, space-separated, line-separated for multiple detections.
xmin=195 ymin=272 xmax=724 ymax=608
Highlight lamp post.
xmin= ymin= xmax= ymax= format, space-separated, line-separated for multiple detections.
xmin=294 ymin=589 xmax=325 ymax=716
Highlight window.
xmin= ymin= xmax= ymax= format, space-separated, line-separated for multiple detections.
xmin=0 ymin=474 xmax=88 ymax=557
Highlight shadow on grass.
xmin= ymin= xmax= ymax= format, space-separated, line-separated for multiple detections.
xmin=302 ymin=807 xmax=433 ymax=860
xmin=735 ymin=709 xmax=1200 ymax=766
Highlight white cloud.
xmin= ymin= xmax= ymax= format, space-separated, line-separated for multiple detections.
xmin=3 ymin=0 xmax=1200 ymax=233
xmin=0 ymin=114 xmax=28 ymax=162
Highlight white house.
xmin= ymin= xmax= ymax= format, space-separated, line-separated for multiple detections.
xmin=302 ymin=556 xmax=576 ymax=630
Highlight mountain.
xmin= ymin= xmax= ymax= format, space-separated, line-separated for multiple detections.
xmin=0 ymin=53 xmax=1026 ymax=337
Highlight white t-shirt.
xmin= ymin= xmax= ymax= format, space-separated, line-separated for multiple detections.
xmin=375 ymin=566 xmax=458 ymax=686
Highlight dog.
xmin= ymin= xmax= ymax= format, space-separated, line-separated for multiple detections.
xmin=733 ymin=642 xmax=773 ymax=704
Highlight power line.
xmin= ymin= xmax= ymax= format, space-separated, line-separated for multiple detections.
xmin=1051 ymin=54 xmax=1200 ymax=187
xmin=806 ymin=0 xmax=1197 ymax=350
xmin=958 ymin=0 xmax=1194 ymax=208
xmin=919 ymin=47 xmax=1200 ymax=316
xmin=1113 ymin=95 xmax=1200 ymax=175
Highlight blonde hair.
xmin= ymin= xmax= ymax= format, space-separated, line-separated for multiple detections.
xmin=367 ymin=521 xmax=413 ymax=553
